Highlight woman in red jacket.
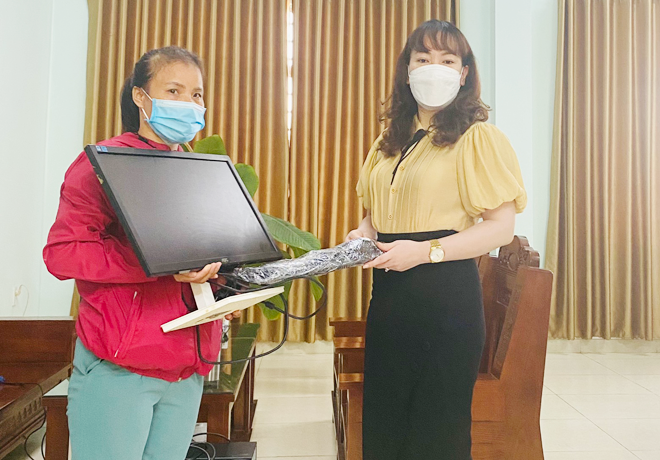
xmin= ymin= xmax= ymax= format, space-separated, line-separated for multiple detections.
xmin=44 ymin=46 xmax=236 ymax=460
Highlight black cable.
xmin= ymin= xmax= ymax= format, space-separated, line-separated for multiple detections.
xmin=0 ymin=381 xmax=46 ymax=395
xmin=189 ymin=441 xmax=216 ymax=459
xmin=194 ymin=441 xmax=218 ymax=459
xmin=194 ymin=292 xmax=290 ymax=365
xmin=209 ymin=275 xmax=328 ymax=320
xmin=187 ymin=443 xmax=212 ymax=460
xmin=23 ymin=409 xmax=46 ymax=460
xmin=207 ymin=278 xmax=283 ymax=295
xmin=201 ymin=441 xmax=216 ymax=459
xmin=191 ymin=274 xmax=327 ymax=365
xmin=260 ymin=276 xmax=328 ymax=320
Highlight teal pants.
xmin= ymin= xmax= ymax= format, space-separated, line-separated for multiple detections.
xmin=68 ymin=339 xmax=203 ymax=460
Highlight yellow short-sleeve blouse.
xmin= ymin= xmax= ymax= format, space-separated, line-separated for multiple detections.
xmin=356 ymin=121 xmax=527 ymax=233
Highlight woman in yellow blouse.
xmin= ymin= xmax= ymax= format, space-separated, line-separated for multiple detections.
xmin=346 ymin=20 xmax=526 ymax=459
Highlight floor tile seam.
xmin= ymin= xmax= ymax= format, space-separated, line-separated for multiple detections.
xmin=579 ymin=355 xmax=660 ymax=388
xmin=550 ymin=394 xmax=638 ymax=453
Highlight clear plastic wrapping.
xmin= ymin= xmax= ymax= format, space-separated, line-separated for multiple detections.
xmin=232 ymin=237 xmax=383 ymax=285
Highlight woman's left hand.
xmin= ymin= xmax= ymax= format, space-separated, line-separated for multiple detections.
xmin=363 ymin=240 xmax=430 ymax=272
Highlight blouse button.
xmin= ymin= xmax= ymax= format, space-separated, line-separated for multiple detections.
xmin=388 ymin=214 xmax=393 ymax=220
xmin=391 ymin=188 xmax=397 ymax=194
xmin=400 ymin=166 xmax=405 ymax=171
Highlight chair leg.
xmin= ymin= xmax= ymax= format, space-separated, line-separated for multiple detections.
xmin=344 ymin=384 xmax=363 ymax=460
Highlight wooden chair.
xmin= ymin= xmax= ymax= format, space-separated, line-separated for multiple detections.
xmin=0 ymin=318 xmax=76 ymax=459
xmin=330 ymin=327 xmax=365 ymax=460
xmin=330 ymin=236 xmax=553 ymax=460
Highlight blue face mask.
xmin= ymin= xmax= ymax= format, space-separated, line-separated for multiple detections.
xmin=140 ymin=88 xmax=206 ymax=144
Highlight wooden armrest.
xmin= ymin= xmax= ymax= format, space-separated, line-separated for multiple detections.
xmin=329 ymin=317 xmax=365 ymax=325
xmin=338 ymin=373 xmax=364 ymax=390
xmin=329 ymin=317 xmax=367 ymax=338
xmin=333 ymin=337 xmax=365 ymax=352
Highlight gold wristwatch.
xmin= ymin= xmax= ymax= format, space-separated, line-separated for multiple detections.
xmin=429 ymin=239 xmax=445 ymax=263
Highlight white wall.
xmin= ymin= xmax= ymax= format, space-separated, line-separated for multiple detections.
xmin=461 ymin=0 xmax=558 ymax=265
xmin=0 ymin=0 xmax=88 ymax=317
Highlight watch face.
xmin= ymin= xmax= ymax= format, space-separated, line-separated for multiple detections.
xmin=430 ymin=248 xmax=445 ymax=263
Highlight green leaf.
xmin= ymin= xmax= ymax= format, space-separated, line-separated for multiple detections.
xmin=235 ymin=163 xmax=259 ymax=197
xmin=310 ymin=276 xmax=324 ymax=301
xmin=284 ymin=280 xmax=293 ymax=298
xmin=193 ymin=135 xmax=227 ymax=155
xmin=258 ymin=301 xmax=281 ymax=320
xmin=291 ymin=246 xmax=308 ymax=258
xmin=262 ymin=214 xmax=321 ymax=252
xmin=257 ymin=281 xmax=292 ymax=321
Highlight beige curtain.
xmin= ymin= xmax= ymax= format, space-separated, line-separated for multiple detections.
xmin=546 ymin=0 xmax=660 ymax=339
xmin=286 ymin=0 xmax=458 ymax=341
xmin=79 ymin=0 xmax=289 ymax=342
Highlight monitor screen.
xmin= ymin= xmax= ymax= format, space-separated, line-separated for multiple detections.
xmin=85 ymin=145 xmax=282 ymax=277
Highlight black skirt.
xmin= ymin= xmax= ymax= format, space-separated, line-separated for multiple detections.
xmin=362 ymin=230 xmax=486 ymax=460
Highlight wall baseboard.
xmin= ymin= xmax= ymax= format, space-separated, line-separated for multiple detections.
xmin=547 ymin=339 xmax=660 ymax=354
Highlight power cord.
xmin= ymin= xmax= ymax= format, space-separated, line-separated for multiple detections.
xmin=187 ymin=443 xmax=212 ymax=460
xmin=260 ymin=276 xmax=327 ymax=320
xmin=193 ymin=292 xmax=290 ymax=365
xmin=209 ymin=275 xmax=328 ymax=320
xmin=188 ymin=432 xmax=233 ymax=459
xmin=190 ymin=275 xmax=327 ymax=366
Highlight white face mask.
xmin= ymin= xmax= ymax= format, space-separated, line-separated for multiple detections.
xmin=408 ymin=64 xmax=462 ymax=111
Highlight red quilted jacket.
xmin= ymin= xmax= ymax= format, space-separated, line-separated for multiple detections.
xmin=43 ymin=132 xmax=220 ymax=382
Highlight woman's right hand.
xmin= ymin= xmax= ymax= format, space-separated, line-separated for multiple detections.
xmin=346 ymin=212 xmax=377 ymax=242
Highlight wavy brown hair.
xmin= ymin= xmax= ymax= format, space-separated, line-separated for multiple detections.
xmin=379 ymin=20 xmax=489 ymax=157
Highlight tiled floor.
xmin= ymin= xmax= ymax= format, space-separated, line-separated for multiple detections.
xmin=252 ymin=343 xmax=660 ymax=460
xmin=7 ymin=343 xmax=660 ymax=459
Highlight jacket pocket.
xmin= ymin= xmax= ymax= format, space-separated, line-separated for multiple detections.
xmin=114 ymin=290 xmax=142 ymax=360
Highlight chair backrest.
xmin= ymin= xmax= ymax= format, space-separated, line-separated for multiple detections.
xmin=478 ymin=236 xmax=540 ymax=376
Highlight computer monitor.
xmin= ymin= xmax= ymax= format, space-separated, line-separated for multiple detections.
xmin=85 ymin=145 xmax=282 ymax=277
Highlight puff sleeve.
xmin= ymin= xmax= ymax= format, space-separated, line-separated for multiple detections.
xmin=456 ymin=123 xmax=527 ymax=217
xmin=356 ymin=133 xmax=385 ymax=210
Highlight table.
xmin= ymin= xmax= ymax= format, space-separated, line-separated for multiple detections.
xmin=40 ymin=324 xmax=260 ymax=459
xmin=197 ymin=327 xmax=259 ymax=442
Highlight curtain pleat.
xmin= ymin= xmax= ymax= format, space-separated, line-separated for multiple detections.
xmin=546 ymin=0 xmax=660 ymax=339
xmin=287 ymin=0 xmax=457 ymax=341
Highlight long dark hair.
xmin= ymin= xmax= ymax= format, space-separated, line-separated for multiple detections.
xmin=120 ymin=46 xmax=204 ymax=133
xmin=379 ymin=20 xmax=489 ymax=157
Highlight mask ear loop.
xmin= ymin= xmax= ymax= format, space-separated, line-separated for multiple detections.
xmin=137 ymin=87 xmax=152 ymax=122
xmin=460 ymin=65 xmax=468 ymax=85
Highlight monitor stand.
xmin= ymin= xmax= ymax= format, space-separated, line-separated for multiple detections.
xmin=191 ymin=282 xmax=217 ymax=309
xmin=160 ymin=278 xmax=283 ymax=333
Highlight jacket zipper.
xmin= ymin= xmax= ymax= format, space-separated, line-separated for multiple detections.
xmin=115 ymin=291 xmax=138 ymax=358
